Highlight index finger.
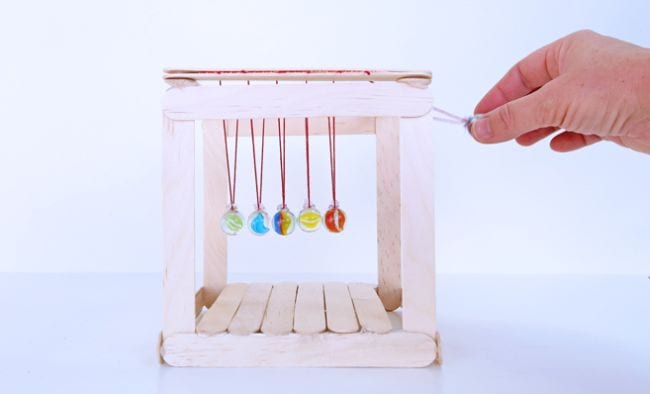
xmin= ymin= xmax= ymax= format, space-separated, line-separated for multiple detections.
xmin=475 ymin=40 xmax=562 ymax=114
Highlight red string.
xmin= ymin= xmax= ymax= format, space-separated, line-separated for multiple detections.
xmin=304 ymin=118 xmax=311 ymax=207
xmin=277 ymin=118 xmax=287 ymax=209
xmin=327 ymin=116 xmax=337 ymax=205
xmin=250 ymin=119 xmax=265 ymax=210
xmin=260 ymin=119 xmax=265 ymax=205
xmin=222 ymin=119 xmax=239 ymax=208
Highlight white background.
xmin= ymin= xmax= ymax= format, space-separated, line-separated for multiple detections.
xmin=1 ymin=0 xmax=649 ymax=276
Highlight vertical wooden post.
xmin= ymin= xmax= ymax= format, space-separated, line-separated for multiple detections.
xmin=400 ymin=116 xmax=436 ymax=338
xmin=202 ymin=120 xmax=229 ymax=307
xmin=375 ymin=117 xmax=402 ymax=311
xmin=162 ymin=115 xmax=196 ymax=337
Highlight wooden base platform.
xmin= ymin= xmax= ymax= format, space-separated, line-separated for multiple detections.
xmin=162 ymin=331 xmax=436 ymax=367
xmin=160 ymin=282 xmax=439 ymax=367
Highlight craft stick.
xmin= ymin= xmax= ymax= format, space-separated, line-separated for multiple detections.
xmin=293 ymin=283 xmax=326 ymax=334
xmin=376 ymin=117 xmax=402 ymax=311
xmin=202 ymin=120 xmax=228 ymax=306
xmin=400 ymin=116 xmax=437 ymax=337
xmin=204 ymin=117 xmax=374 ymax=138
xmin=163 ymin=331 xmax=437 ymax=367
xmin=163 ymin=83 xmax=433 ymax=120
xmin=196 ymin=283 xmax=248 ymax=335
xmin=228 ymin=283 xmax=273 ymax=335
xmin=324 ymin=282 xmax=359 ymax=333
xmin=261 ymin=282 xmax=298 ymax=335
xmin=162 ymin=117 xmax=196 ymax=337
xmin=348 ymin=283 xmax=392 ymax=334
xmin=163 ymin=69 xmax=431 ymax=85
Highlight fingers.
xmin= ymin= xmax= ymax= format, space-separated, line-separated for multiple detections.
xmin=515 ymin=127 xmax=558 ymax=146
xmin=550 ymin=131 xmax=602 ymax=152
xmin=475 ymin=41 xmax=562 ymax=114
xmin=471 ymin=84 xmax=562 ymax=143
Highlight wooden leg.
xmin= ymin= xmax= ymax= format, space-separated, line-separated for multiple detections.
xmin=162 ymin=116 xmax=196 ymax=337
xmin=400 ymin=116 xmax=436 ymax=337
xmin=375 ymin=117 xmax=402 ymax=311
xmin=202 ymin=120 xmax=229 ymax=307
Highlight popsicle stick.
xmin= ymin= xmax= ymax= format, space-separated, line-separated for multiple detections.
xmin=348 ymin=283 xmax=392 ymax=333
xmin=293 ymin=283 xmax=326 ymax=334
xmin=204 ymin=117 xmax=375 ymax=137
xmin=163 ymin=69 xmax=432 ymax=85
xmin=196 ymin=283 xmax=248 ymax=335
xmin=202 ymin=120 xmax=228 ymax=307
xmin=324 ymin=282 xmax=359 ymax=333
xmin=376 ymin=117 xmax=402 ymax=311
xmin=228 ymin=283 xmax=273 ymax=335
xmin=163 ymin=331 xmax=437 ymax=367
xmin=162 ymin=117 xmax=196 ymax=338
xmin=400 ymin=116 xmax=437 ymax=337
xmin=163 ymin=83 xmax=433 ymax=120
xmin=261 ymin=282 xmax=298 ymax=335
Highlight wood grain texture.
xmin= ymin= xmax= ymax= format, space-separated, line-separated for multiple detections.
xmin=400 ymin=116 xmax=437 ymax=337
xmin=162 ymin=116 xmax=196 ymax=337
xmin=293 ymin=283 xmax=326 ymax=334
xmin=323 ymin=282 xmax=359 ymax=333
xmin=194 ymin=287 xmax=206 ymax=318
xmin=166 ymin=78 xmax=199 ymax=88
xmin=228 ymin=283 xmax=273 ymax=335
xmin=261 ymin=282 xmax=298 ymax=336
xmin=196 ymin=283 xmax=248 ymax=335
xmin=162 ymin=83 xmax=433 ymax=120
xmin=202 ymin=120 xmax=228 ymax=306
xmin=348 ymin=283 xmax=392 ymax=334
xmin=375 ymin=117 xmax=402 ymax=311
xmin=204 ymin=117 xmax=374 ymax=137
xmin=163 ymin=69 xmax=431 ymax=85
xmin=162 ymin=331 xmax=437 ymax=367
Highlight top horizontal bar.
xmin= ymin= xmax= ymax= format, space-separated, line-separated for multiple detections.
xmin=163 ymin=68 xmax=432 ymax=85
xmin=162 ymin=82 xmax=434 ymax=120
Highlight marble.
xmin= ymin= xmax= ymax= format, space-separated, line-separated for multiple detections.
xmin=248 ymin=209 xmax=271 ymax=236
xmin=273 ymin=207 xmax=296 ymax=236
xmin=325 ymin=206 xmax=346 ymax=233
xmin=220 ymin=208 xmax=245 ymax=235
xmin=298 ymin=206 xmax=322 ymax=232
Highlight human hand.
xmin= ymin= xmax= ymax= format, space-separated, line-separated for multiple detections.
xmin=471 ymin=30 xmax=650 ymax=153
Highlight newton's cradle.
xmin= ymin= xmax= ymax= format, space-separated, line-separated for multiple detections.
xmin=160 ymin=69 xmax=440 ymax=367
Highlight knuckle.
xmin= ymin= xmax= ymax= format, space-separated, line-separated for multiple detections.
xmin=569 ymin=29 xmax=596 ymax=41
xmin=542 ymin=92 xmax=568 ymax=127
xmin=537 ymin=97 xmax=557 ymax=125
xmin=496 ymin=102 xmax=517 ymax=131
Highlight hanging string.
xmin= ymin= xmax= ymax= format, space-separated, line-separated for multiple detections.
xmin=431 ymin=105 xmax=479 ymax=132
xmin=222 ymin=119 xmax=239 ymax=209
xmin=328 ymin=80 xmax=337 ymax=205
xmin=324 ymin=114 xmax=346 ymax=233
xmin=304 ymin=118 xmax=312 ymax=207
xmin=277 ymin=117 xmax=287 ymax=209
xmin=327 ymin=116 xmax=337 ymax=205
xmin=250 ymin=118 xmax=265 ymax=210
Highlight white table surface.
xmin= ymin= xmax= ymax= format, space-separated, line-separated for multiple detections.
xmin=1 ymin=273 xmax=648 ymax=394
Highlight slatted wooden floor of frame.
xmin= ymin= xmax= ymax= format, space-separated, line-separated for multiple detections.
xmin=160 ymin=282 xmax=438 ymax=367
xmin=199 ymin=282 xmax=392 ymax=335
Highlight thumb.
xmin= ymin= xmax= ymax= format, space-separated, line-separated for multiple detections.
xmin=471 ymin=87 xmax=561 ymax=143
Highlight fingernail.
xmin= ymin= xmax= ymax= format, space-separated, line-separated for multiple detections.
xmin=472 ymin=117 xmax=493 ymax=141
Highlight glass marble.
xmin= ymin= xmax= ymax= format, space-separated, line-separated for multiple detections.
xmin=298 ymin=206 xmax=322 ymax=233
xmin=324 ymin=206 xmax=346 ymax=233
xmin=272 ymin=207 xmax=296 ymax=236
xmin=220 ymin=208 xmax=245 ymax=235
xmin=248 ymin=209 xmax=270 ymax=236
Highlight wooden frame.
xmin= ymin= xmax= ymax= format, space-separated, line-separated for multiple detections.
xmin=161 ymin=69 xmax=439 ymax=367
